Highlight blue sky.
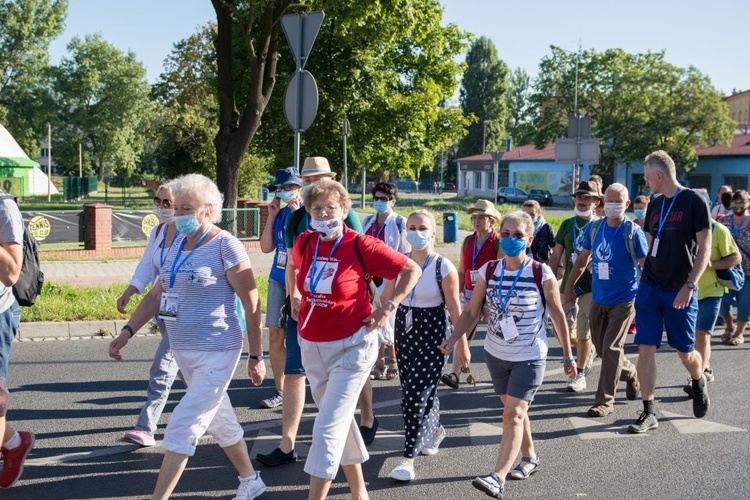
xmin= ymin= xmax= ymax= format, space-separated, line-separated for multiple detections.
xmin=49 ymin=0 xmax=749 ymax=95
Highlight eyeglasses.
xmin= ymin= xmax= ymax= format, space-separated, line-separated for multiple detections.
xmin=373 ymin=196 xmax=392 ymax=202
xmin=277 ymin=185 xmax=298 ymax=192
xmin=471 ymin=215 xmax=490 ymax=222
xmin=500 ymin=231 xmax=527 ymax=240
xmin=460 ymin=367 xmax=476 ymax=387
xmin=310 ymin=205 xmax=341 ymax=216
xmin=153 ymin=197 xmax=173 ymax=208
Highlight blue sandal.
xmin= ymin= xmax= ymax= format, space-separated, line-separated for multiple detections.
xmin=509 ymin=456 xmax=540 ymax=480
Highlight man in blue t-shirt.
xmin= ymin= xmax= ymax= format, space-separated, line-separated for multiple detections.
xmin=564 ymin=183 xmax=648 ymax=417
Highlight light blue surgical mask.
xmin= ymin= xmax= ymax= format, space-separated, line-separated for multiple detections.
xmin=277 ymin=190 xmax=296 ymax=203
xmin=301 ymin=184 xmax=312 ymax=195
xmin=634 ymin=209 xmax=646 ymax=219
xmin=372 ymin=200 xmax=390 ymax=214
xmin=500 ymin=236 xmax=527 ymax=257
xmin=174 ymin=214 xmax=202 ymax=236
xmin=406 ymin=230 xmax=431 ymax=250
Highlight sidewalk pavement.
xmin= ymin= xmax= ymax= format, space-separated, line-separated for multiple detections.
xmin=26 ymin=226 xmax=473 ymax=340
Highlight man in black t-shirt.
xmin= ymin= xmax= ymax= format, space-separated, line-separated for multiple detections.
xmin=628 ymin=151 xmax=712 ymax=434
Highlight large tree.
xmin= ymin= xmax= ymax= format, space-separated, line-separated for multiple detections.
xmin=51 ymin=34 xmax=153 ymax=178
xmin=531 ymin=48 xmax=735 ymax=175
xmin=504 ymin=67 xmax=534 ymax=147
xmin=0 ymin=0 xmax=67 ymax=156
xmin=458 ymin=36 xmax=509 ymax=157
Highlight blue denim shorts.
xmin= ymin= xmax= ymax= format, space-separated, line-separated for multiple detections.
xmin=696 ymin=296 xmax=722 ymax=334
xmin=0 ymin=301 xmax=21 ymax=382
xmin=284 ymin=317 xmax=305 ymax=375
xmin=634 ymin=281 xmax=696 ymax=352
xmin=265 ymin=279 xmax=287 ymax=329
xmin=719 ymin=280 xmax=750 ymax=323
xmin=485 ymin=352 xmax=545 ymax=402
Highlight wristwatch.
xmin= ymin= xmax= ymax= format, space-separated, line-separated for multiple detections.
xmin=686 ymin=281 xmax=697 ymax=290
xmin=248 ymin=354 xmax=264 ymax=361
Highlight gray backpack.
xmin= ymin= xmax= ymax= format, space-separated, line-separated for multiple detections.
xmin=587 ymin=218 xmax=641 ymax=280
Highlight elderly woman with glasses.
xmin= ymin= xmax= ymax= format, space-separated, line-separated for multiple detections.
xmin=441 ymin=200 xmax=501 ymax=389
xmin=362 ymin=182 xmax=410 ymax=381
xmin=115 ymin=183 xmax=181 ymax=448
xmin=288 ymin=179 xmax=420 ymax=500
xmin=441 ymin=211 xmax=576 ymax=500
xmin=109 ymin=173 xmax=267 ymax=500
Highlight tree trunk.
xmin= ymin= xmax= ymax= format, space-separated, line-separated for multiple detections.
xmin=98 ymin=157 xmax=104 ymax=181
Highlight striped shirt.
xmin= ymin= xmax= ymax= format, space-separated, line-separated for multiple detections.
xmin=159 ymin=230 xmax=249 ymax=351
xmin=479 ymin=259 xmax=553 ymax=362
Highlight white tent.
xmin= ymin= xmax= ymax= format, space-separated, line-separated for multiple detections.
xmin=0 ymin=124 xmax=59 ymax=195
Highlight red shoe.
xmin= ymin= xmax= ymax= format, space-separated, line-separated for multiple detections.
xmin=0 ymin=431 xmax=35 ymax=488
xmin=628 ymin=322 xmax=637 ymax=335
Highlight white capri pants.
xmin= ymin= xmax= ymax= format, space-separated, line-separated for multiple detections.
xmin=162 ymin=348 xmax=244 ymax=456
xmin=299 ymin=326 xmax=378 ymax=479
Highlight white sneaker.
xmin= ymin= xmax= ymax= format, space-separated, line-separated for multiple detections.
xmin=566 ymin=372 xmax=586 ymax=392
xmin=421 ymin=425 xmax=446 ymax=456
xmin=233 ymin=472 xmax=266 ymax=499
xmin=584 ymin=354 xmax=595 ymax=375
xmin=388 ymin=460 xmax=415 ymax=482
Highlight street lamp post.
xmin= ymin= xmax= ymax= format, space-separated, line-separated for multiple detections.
xmin=342 ymin=117 xmax=350 ymax=190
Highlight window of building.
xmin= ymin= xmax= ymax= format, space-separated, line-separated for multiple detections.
xmin=486 ymin=171 xmax=494 ymax=189
xmin=473 ymin=172 xmax=482 ymax=189
xmin=724 ymin=175 xmax=748 ymax=191
xmin=40 ymin=148 xmax=48 ymax=157
xmin=498 ymin=164 xmax=509 ymax=188
xmin=688 ymin=174 xmax=711 ymax=192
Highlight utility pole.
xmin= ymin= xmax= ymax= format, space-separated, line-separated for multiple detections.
xmin=79 ymin=143 xmax=83 ymax=178
xmin=342 ymin=117 xmax=350 ymax=189
xmin=47 ymin=123 xmax=52 ymax=202
xmin=482 ymin=121 xmax=487 ymax=153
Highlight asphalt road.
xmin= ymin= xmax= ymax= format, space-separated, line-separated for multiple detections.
xmin=4 ymin=326 xmax=750 ymax=500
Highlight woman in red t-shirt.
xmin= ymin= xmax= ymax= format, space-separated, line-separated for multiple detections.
xmin=289 ymin=180 xmax=421 ymax=500
xmin=442 ymin=199 xmax=501 ymax=388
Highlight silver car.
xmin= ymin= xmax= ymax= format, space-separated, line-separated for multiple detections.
xmin=496 ymin=187 xmax=528 ymax=204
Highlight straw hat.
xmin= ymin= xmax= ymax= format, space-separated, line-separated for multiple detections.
xmin=301 ymin=156 xmax=336 ymax=178
xmin=467 ymin=199 xmax=501 ymax=220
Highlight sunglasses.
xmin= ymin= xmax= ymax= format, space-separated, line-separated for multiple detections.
xmin=373 ymin=196 xmax=392 ymax=202
xmin=461 ymin=367 xmax=476 ymax=387
xmin=153 ymin=197 xmax=173 ymax=208
xmin=500 ymin=231 xmax=527 ymax=240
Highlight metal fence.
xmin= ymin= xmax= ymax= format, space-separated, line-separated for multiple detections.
xmin=63 ymin=176 xmax=98 ymax=201
xmin=219 ymin=207 xmax=260 ymax=241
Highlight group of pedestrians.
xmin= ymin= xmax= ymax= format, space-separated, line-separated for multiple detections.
xmin=89 ymin=149 xmax=742 ymax=500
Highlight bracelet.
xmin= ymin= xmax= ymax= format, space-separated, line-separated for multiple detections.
xmin=122 ymin=324 xmax=135 ymax=338
xmin=562 ymin=358 xmax=575 ymax=363
xmin=386 ymin=299 xmax=399 ymax=310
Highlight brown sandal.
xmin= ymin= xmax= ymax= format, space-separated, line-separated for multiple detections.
xmin=370 ymin=363 xmax=385 ymax=380
xmin=721 ymin=326 xmax=735 ymax=344
xmin=385 ymin=358 xmax=399 ymax=380
xmin=728 ymin=334 xmax=745 ymax=346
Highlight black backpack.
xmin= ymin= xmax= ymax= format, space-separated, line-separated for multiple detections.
xmin=0 ymin=195 xmax=44 ymax=306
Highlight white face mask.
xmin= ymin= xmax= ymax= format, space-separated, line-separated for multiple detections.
xmin=604 ymin=202 xmax=626 ymax=219
xmin=157 ymin=208 xmax=175 ymax=224
xmin=574 ymin=207 xmax=593 ymax=218
xmin=310 ymin=217 xmax=343 ymax=239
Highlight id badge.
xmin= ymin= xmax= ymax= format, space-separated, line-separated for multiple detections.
xmin=159 ymin=292 xmax=179 ymax=322
xmin=651 ymin=238 xmax=660 ymax=257
xmin=499 ymin=315 xmax=519 ymax=341
xmin=470 ymin=269 xmax=479 ymax=285
xmin=598 ymin=262 xmax=610 ymax=280
xmin=276 ymin=250 xmax=287 ymax=269
xmin=571 ymin=252 xmax=579 ymax=264
xmin=405 ymin=309 xmax=414 ymax=333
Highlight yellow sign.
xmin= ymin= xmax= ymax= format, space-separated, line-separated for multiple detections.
xmin=142 ymin=214 xmax=159 ymax=237
xmin=0 ymin=178 xmax=22 ymax=198
xmin=28 ymin=215 xmax=51 ymax=242
xmin=517 ymin=171 xmax=548 ymax=192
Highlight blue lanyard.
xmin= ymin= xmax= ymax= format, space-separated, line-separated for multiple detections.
xmin=169 ymin=229 xmax=211 ymax=289
xmin=309 ymin=232 xmax=344 ymax=294
xmin=656 ymin=188 xmax=681 ymax=239
xmin=572 ymin=218 xmax=587 ymax=249
xmin=600 ymin=219 xmax=622 ymax=247
xmin=730 ymin=215 xmax=746 ymax=238
xmin=472 ymin=231 xmax=493 ymax=268
xmin=408 ymin=252 xmax=433 ymax=304
xmin=370 ymin=220 xmax=386 ymax=240
xmin=494 ymin=258 xmax=528 ymax=315
xmin=159 ymin=228 xmax=179 ymax=267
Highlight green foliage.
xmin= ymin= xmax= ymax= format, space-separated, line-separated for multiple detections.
xmin=458 ymin=36 xmax=509 ymax=157
xmin=504 ymin=67 xmax=535 ymax=147
xmin=237 ymin=153 xmax=273 ymax=199
xmin=0 ymin=0 xmax=68 ymax=157
xmin=51 ymin=34 xmax=154 ymax=178
xmin=531 ymin=48 xmax=735 ymax=176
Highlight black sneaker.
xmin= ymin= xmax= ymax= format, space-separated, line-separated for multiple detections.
xmin=627 ymin=411 xmax=658 ymax=434
xmin=692 ymin=377 xmax=710 ymax=418
xmin=683 ymin=381 xmax=694 ymax=399
xmin=359 ymin=417 xmax=379 ymax=446
xmin=255 ymin=447 xmax=297 ymax=467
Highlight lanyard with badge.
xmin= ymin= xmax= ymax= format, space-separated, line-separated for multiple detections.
xmin=370 ymin=221 xmax=386 ymax=240
xmin=596 ymin=220 xmax=622 ymax=281
xmin=493 ymin=258 xmax=528 ymax=341
xmin=730 ymin=214 xmax=746 ymax=238
xmin=570 ymin=219 xmax=587 ymax=264
xmin=275 ymin=214 xmax=288 ymax=269
xmin=159 ymin=228 xmax=179 ymax=267
xmin=300 ymin=232 xmax=343 ymax=330
xmin=470 ymin=231 xmax=493 ymax=285
xmin=403 ymin=252 xmax=434 ymax=333
xmin=651 ymin=188 xmax=681 ymax=257
xmin=159 ymin=229 xmax=210 ymax=321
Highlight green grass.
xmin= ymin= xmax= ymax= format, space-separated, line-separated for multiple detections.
xmin=19 ymin=183 xmax=156 ymax=211
xmin=23 ymin=275 xmax=270 ymax=323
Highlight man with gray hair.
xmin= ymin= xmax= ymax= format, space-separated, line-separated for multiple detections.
xmin=564 ymin=183 xmax=648 ymax=417
xmin=628 ymin=150 xmax=712 ymax=433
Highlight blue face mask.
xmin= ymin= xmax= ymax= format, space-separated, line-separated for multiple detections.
xmin=174 ymin=214 xmax=202 ymax=236
xmin=277 ymin=190 xmax=296 ymax=203
xmin=500 ymin=236 xmax=527 ymax=257
xmin=532 ymin=217 xmax=542 ymax=233
xmin=634 ymin=209 xmax=646 ymax=219
xmin=406 ymin=230 xmax=431 ymax=250
xmin=301 ymin=184 xmax=312 ymax=195
xmin=372 ymin=200 xmax=390 ymax=214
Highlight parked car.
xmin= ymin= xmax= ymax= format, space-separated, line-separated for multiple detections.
xmin=444 ymin=182 xmax=456 ymax=192
xmin=527 ymin=188 xmax=554 ymax=206
xmin=395 ymin=179 xmax=418 ymax=193
xmin=496 ymin=187 xmax=528 ymax=204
